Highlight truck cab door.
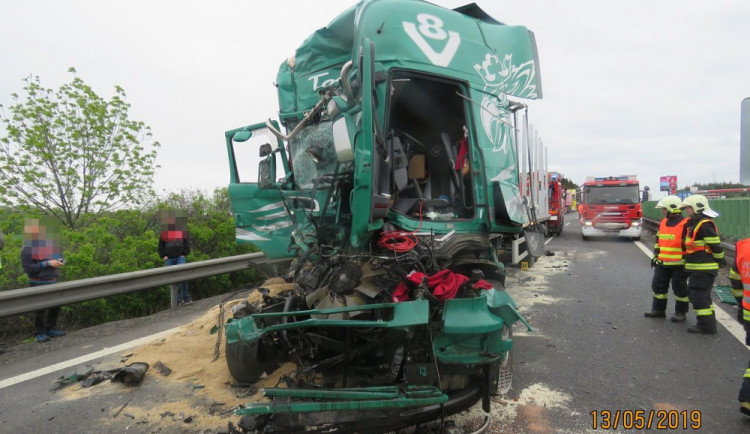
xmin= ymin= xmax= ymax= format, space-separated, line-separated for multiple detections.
xmin=349 ymin=39 xmax=388 ymax=248
xmin=225 ymin=122 xmax=295 ymax=259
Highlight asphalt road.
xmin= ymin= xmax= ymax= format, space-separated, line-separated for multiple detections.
xmin=1 ymin=213 xmax=749 ymax=433
xmin=500 ymin=213 xmax=750 ymax=433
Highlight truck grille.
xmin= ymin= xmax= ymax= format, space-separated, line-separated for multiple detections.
xmin=594 ymin=212 xmax=629 ymax=230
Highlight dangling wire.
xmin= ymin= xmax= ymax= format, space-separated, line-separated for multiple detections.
xmin=377 ymin=201 xmax=423 ymax=252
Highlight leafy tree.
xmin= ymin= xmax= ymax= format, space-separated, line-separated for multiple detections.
xmin=559 ymin=175 xmax=579 ymax=190
xmin=0 ymin=68 xmax=160 ymax=229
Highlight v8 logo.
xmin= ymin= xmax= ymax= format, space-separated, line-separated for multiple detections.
xmin=402 ymin=13 xmax=461 ymax=67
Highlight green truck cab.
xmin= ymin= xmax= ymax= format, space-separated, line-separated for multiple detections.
xmin=223 ymin=1 xmax=541 ymax=431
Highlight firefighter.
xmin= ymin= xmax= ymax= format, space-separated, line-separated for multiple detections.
xmin=680 ymin=194 xmax=725 ymax=334
xmin=733 ymin=238 xmax=750 ymax=416
xmin=644 ymin=195 xmax=689 ymax=321
xmin=731 ymin=251 xmax=745 ymax=323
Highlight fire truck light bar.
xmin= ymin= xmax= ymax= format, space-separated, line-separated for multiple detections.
xmin=586 ymin=175 xmax=637 ymax=182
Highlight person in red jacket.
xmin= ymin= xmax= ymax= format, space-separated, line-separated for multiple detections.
xmin=644 ymin=196 xmax=689 ymax=321
xmin=732 ymin=238 xmax=750 ymax=416
xmin=158 ymin=211 xmax=191 ymax=305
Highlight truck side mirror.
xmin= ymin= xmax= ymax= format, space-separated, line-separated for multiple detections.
xmin=258 ymin=158 xmax=273 ymax=188
xmin=332 ymin=117 xmax=354 ymax=162
xmin=258 ymin=143 xmax=275 ymax=188
xmin=259 ymin=143 xmax=272 ymax=157
xmin=233 ymin=130 xmax=252 ymax=142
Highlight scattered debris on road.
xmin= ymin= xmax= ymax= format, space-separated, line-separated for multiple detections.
xmin=52 ymin=362 xmax=149 ymax=389
xmin=153 ymin=360 xmax=172 ymax=376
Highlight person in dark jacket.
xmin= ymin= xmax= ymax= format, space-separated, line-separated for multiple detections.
xmin=21 ymin=219 xmax=66 ymax=343
xmin=0 ymin=229 xmax=4 ymax=276
xmin=644 ymin=195 xmax=689 ymax=321
xmin=0 ymin=229 xmax=4 ymax=352
xmin=159 ymin=211 xmax=191 ymax=305
xmin=680 ymin=194 xmax=724 ymax=334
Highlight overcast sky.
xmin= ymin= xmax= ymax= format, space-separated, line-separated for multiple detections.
xmin=1 ymin=0 xmax=748 ymax=198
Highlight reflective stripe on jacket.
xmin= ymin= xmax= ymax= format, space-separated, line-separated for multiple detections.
xmin=656 ymin=217 xmax=688 ymax=265
xmin=684 ymin=218 xmax=724 ymax=272
xmin=736 ymin=238 xmax=750 ymax=323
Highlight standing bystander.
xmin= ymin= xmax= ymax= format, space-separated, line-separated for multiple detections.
xmin=0 ymin=229 xmax=5 ymax=353
xmin=20 ymin=219 xmax=66 ymax=343
xmin=0 ymin=228 xmax=4 ymax=280
xmin=158 ymin=210 xmax=192 ymax=305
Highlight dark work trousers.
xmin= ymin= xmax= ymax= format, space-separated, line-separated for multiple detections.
xmin=686 ymin=272 xmax=716 ymax=330
xmin=31 ymin=281 xmax=60 ymax=334
xmin=740 ymin=359 xmax=750 ymax=404
xmin=651 ymin=264 xmax=689 ymax=314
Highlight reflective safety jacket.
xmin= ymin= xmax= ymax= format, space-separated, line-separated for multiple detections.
xmin=684 ymin=215 xmax=724 ymax=273
xmin=732 ymin=238 xmax=750 ymax=324
xmin=654 ymin=215 xmax=688 ymax=265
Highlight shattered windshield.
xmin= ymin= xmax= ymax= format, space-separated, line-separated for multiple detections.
xmin=288 ymin=121 xmax=337 ymax=189
xmin=583 ymin=185 xmax=639 ymax=205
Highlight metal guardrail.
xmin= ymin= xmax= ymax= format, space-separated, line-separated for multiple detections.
xmin=642 ymin=199 xmax=750 ymax=240
xmin=642 ymin=217 xmax=736 ymax=260
xmin=0 ymin=252 xmax=269 ymax=319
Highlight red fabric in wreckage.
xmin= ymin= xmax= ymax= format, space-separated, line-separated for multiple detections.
xmin=455 ymin=137 xmax=468 ymax=171
xmin=392 ymin=269 xmax=494 ymax=302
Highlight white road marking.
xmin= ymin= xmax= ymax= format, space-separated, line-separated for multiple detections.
xmin=633 ymin=240 xmax=653 ymax=257
xmin=0 ymin=326 xmax=181 ymax=390
xmin=714 ymin=306 xmax=748 ymax=344
xmin=634 ymin=240 xmax=747 ymax=347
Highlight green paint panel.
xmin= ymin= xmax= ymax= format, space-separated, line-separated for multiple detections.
xmin=237 ymin=385 xmax=448 ymax=415
xmin=225 ymin=300 xmax=429 ymax=344
xmin=644 ymin=198 xmax=750 ymax=240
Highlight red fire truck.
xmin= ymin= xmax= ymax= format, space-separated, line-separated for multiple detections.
xmin=547 ymin=172 xmax=565 ymax=236
xmin=579 ymin=175 xmax=643 ymax=240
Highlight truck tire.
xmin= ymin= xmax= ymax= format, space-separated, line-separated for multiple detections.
xmin=496 ymin=325 xmax=513 ymax=396
xmin=226 ymin=338 xmax=281 ymax=384
xmin=582 ymin=234 xmax=589 ymax=241
xmin=631 ymin=236 xmax=641 ymax=241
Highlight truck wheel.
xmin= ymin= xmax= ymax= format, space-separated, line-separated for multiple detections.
xmin=631 ymin=236 xmax=641 ymax=241
xmin=582 ymin=234 xmax=589 ymax=241
xmin=496 ymin=325 xmax=513 ymax=396
xmin=226 ymin=338 xmax=281 ymax=384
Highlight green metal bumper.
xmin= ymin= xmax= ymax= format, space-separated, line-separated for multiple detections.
xmin=236 ymin=385 xmax=448 ymax=415
xmin=225 ymin=299 xmax=430 ymax=345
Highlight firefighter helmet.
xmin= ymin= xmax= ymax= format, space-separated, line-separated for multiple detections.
xmin=655 ymin=195 xmax=683 ymax=213
xmin=679 ymin=194 xmax=712 ymax=213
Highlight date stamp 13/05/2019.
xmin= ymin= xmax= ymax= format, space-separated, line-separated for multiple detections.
xmin=590 ymin=410 xmax=701 ymax=430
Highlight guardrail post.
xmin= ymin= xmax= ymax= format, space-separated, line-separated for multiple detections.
xmin=170 ymin=284 xmax=178 ymax=310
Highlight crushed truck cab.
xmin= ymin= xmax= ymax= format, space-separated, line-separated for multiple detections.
xmin=223 ymin=1 xmax=542 ymax=432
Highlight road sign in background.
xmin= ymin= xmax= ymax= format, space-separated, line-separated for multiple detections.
xmin=660 ymin=175 xmax=678 ymax=194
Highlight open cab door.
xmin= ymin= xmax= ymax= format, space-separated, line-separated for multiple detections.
xmin=225 ymin=122 xmax=295 ymax=259
xmin=348 ymin=38 xmax=389 ymax=248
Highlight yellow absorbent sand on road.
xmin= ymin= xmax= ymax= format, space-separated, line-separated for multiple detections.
xmin=60 ymin=279 xmax=298 ymax=430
